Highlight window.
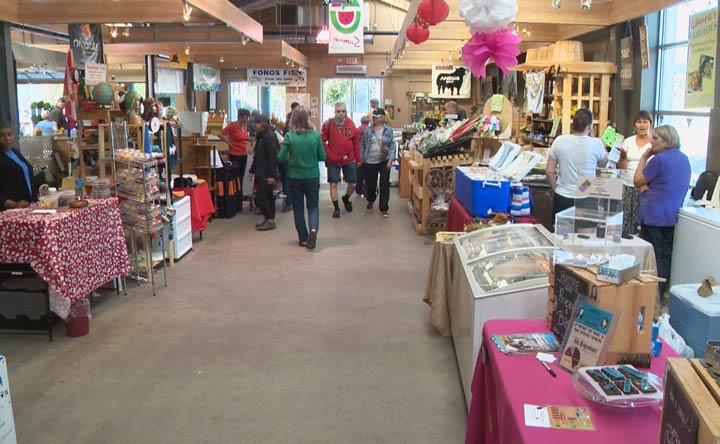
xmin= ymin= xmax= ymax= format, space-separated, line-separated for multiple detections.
xmin=656 ymin=0 xmax=715 ymax=181
xmin=228 ymin=82 xmax=286 ymax=122
xmin=321 ymin=78 xmax=383 ymax=124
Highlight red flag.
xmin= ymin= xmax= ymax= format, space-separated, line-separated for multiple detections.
xmin=63 ymin=50 xmax=77 ymax=129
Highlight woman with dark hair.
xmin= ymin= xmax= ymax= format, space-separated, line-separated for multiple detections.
xmin=0 ymin=121 xmax=37 ymax=210
xmin=278 ymin=107 xmax=327 ymax=250
xmin=219 ymin=108 xmax=251 ymax=190
xmin=635 ymin=124 xmax=691 ymax=297
xmin=618 ymin=110 xmax=653 ymax=235
xmin=546 ymin=108 xmax=608 ymax=219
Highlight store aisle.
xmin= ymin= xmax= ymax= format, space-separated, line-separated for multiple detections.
xmin=3 ymin=187 xmax=467 ymax=444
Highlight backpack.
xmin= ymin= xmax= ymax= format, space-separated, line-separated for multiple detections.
xmin=691 ymin=170 xmax=718 ymax=201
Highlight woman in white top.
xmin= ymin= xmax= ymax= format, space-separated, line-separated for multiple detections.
xmin=617 ymin=110 xmax=653 ymax=235
xmin=546 ymin=108 xmax=608 ymax=221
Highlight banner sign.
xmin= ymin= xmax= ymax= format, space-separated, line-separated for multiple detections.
xmin=620 ymin=37 xmax=633 ymax=90
xmin=431 ymin=65 xmax=471 ymax=99
xmin=685 ymin=7 xmax=717 ymax=109
xmin=246 ymin=68 xmax=307 ymax=87
xmin=68 ymin=24 xmax=103 ymax=70
xmin=329 ymin=0 xmax=364 ymax=54
xmin=193 ymin=64 xmax=221 ymax=92
xmin=84 ymin=62 xmax=107 ymax=85
xmin=639 ymin=25 xmax=650 ymax=70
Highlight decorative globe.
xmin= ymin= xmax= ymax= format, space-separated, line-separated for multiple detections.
xmin=92 ymin=83 xmax=114 ymax=106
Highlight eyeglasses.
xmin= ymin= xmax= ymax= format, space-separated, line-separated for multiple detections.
xmin=335 ymin=110 xmax=347 ymax=113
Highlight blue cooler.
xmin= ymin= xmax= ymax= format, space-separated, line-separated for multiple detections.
xmin=455 ymin=166 xmax=511 ymax=217
xmin=669 ymin=284 xmax=720 ymax=358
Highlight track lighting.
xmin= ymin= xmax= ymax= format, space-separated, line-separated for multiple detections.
xmin=219 ymin=54 xmax=224 ymax=63
xmin=551 ymin=0 xmax=562 ymax=8
xmin=580 ymin=0 xmax=592 ymax=10
xmin=183 ymin=1 xmax=193 ymax=21
xmin=241 ymin=35 xmax=249 ymax=46
xmin=184 ymin=44 xmax=190 ymax=55
xmin=122 ymin=27 xmax=130 ymax=37
xmin=110 ymin=26 xmax=118 ymax=38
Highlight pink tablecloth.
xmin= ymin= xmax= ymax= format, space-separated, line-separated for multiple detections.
xmin=177 ymin=182 xmax=215 ymax=232
xmin=466 ymin=319 xmax=677 ymax=444
xmin=0 ymin=198 xmax=131 ymax=313
xmin=446 ymin=198 xmax=537 ymax=232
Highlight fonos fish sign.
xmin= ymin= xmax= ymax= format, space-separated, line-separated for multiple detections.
xmin=246 ymin=69 xmax=307 ymax=87
xmin=431 ymin=65 xmax=471 ymax=99
xmin=329 ymin=0 xmax=364 ymax=54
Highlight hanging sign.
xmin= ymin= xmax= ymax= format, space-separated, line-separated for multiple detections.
xmin=68 ymin=24 xmax=103 ymax=70
xmin=329 ymin=0 xmax=364 ymax=54
xmin=84 ymin=62 xmax=107 ymax=86
xmin=246 ymin=68 xmax=307 ymax=87
xmin=193 ymin=64 xmax=221 ymax=92
xmin=431 ymin=65 xmax=471 ymax=99
xmin=685 ymin=7 xmax=718 ymax=109
xmin=620 ymin=37 xmax=633 ymax=90
xmin=639 ymin=25 xmax=650 ymax=70
xmin=0 ymin=356 xmax=17 ymax=444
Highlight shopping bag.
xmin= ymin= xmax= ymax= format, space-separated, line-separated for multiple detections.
xmin=510 ymin=184 xmax=531 ymax=216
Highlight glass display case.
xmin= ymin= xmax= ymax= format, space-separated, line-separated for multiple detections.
xmin=451 ymin=224 xmax=559 ymax=405
xmin=554 ymin=205 xmax=624 ymax=260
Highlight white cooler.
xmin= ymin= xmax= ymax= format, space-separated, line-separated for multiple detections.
xmin=669 ymin=284 xmax=720 ymax=358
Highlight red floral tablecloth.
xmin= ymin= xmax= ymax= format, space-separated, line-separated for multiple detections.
xmin=0 ymin=198 xmax=131 ymax=316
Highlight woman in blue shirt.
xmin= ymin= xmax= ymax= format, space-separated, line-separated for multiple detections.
xmin=0 ymin=121 xmax=37 ymax=210
xmin=634 ymin=124 xmax=691 ymax=297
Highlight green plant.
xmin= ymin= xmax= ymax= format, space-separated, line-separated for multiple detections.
xmin=323 ymin=79 xmax=351 ymax=106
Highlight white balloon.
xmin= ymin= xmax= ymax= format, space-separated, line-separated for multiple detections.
xmin=459 ymin=0 xmax=518 ymax=34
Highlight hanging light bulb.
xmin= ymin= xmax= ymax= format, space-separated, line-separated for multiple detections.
xmin=580 ymin=0 xmax=592 ymax=10
xmin=122 ymin=27 xmax=130 ymax=37
xmin=110 ymin=26 xmax=118 ymax=39
xmin=184 ymin=44 xmax=190 ymax=55
xmin=241 ymin=35 xmax=249 ymax=46
xmin=219 ymin=54 xmax=224 ymax=63
xmin=551 ymin=0 xmax=563 ymax=8
xmin=183 ymin=1 xmax=193 ymax=21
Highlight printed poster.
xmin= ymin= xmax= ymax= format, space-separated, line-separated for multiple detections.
xmin=68 ymin=24 xmax=103 ymax=70
xmin=84 ymin=62 xmax=106 ymax=86
xmin=0 ymin=356 xmax=17 ymax=444
xmin=193 ymin=64 xmax=221 ymax=92
xmin=247 ymin=68 xmax=307 ymax=87
xmin=685 ymin=7 xmax=718 ymax=109
xmin=559 ymin=297 xmax=619 ymax=372
xmin=329 ymin=0 xmax=364 ymax=54
xmin=431 ymin=65 xmax=471 ymax=99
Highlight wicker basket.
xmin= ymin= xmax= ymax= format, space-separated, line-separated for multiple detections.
xmin=526 ymin=48 xmax=539 ymax=63
xmin=536 ymin=46 xmax=549 ymax=61
xmin=552 ymin=40 xmax=584 ymax=62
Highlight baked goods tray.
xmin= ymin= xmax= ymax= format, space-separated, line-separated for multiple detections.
xmin=573 ymin=365 xmax=663 ymax=408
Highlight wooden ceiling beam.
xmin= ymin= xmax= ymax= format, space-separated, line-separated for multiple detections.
xmin=1 ymin=0 xmax=17 ymax=22
xmin=186 ymin=0 xmax=263 ymax=43
xmin=610 ymin=0 xmax=684 ymax=23
xmin=102 ymin=26 xmax=247 ymax=44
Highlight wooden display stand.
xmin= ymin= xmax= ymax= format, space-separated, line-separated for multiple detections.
xmin=408 ymin=150 xmax=473 ymax=235
xmin=548 ymin=264 xmax=656 ymax=367
xmin=399 ymin=151 xmax=412 ymax=198
xmin=514 ymin=62 xmax=616 ymax=139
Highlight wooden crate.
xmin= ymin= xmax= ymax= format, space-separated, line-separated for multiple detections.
xmin=549 ymin=264 xmax=657 ymax=367
xmin=408 ymin=151 xmax=473 ymax=235
xmin=661 ymin=359 xmax=720 ymax=443
xmin=399 ymin=151 xmax=412 ymax=198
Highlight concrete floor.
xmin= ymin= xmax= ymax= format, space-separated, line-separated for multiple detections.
xmin=2 ymin=187 xmax=467 ymax=444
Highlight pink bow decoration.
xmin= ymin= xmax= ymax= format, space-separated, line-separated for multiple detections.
xmin=461 ymin=28 xmax=521 ymax=78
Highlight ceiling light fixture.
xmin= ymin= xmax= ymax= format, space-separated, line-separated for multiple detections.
xmin=219 ymin=54 xmax=224 ymax=63
xmin=110 ymin=26 xmax=118 ymax=39
xmin=241 ymin=35 xmax=249 ymax=46
xmin=184 ymin=44 xmax=190 ymax=55
xmin=580 ymin=0 xmax=592 ymax=10
xmin=183 ymin=1 xmax=193 ymax=22
xmin=551 ymin=0 xmax=563 ymax=8
xmin=316 ymin=26 xmax=330 ymax=44
xmin=122 ymin=27 xmax=130 ymax=37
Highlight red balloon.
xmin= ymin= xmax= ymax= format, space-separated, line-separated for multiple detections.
xmin=406 ymin=22 xmax=430 ymax=44
xmin=417 ymin=0 xmax=449 ymax=26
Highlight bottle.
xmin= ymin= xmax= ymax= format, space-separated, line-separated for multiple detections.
xmin=75 ymin=178 xmax=84 ymax=199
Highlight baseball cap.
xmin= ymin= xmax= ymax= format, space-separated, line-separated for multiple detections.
xmin=256 ymin=114 xmax=271 ymax=124
xmin=372 ymin=108 xmax=386 ymax=117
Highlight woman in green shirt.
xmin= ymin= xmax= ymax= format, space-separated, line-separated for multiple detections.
xmin=278 ymin=107 xmax=326 ymax=250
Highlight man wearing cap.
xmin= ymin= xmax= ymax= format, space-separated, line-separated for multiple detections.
xmin=321 ymin=102 xmax=360 ymax=218
xmin=48 ymin=97 xmax=68 ymax=131
xmin=248 ymin=114 xmax=280 ymax=231
xmin=368 ymin=98 xmax=392 ymax=126
xmin=360 ymin=108 xmax=396 ymax=218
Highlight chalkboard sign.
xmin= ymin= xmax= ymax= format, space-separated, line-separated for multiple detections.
xmin=551 ymin=265 xmax=592 ymax=341
xmin=660 ymin=369 xmax=699 ymax=444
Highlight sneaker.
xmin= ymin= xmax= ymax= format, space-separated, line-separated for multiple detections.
xmin=342 ymin=195 xmax=353 ymax=212
xmin=382 ymin=211 xmax=389 ymax=218
xmin=255 ymin=220 xmax=276 ymax=231
xmin=332 ymin=209 xmax=341 ymax=219
xmin=366 ymin=202 xmax=373 ymax=211
xmin=307 ymin=229 xmax=317 ymax=250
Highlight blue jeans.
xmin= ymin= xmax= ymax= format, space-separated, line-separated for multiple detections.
xmin=289 ymin=177 xmax=320 ymax=242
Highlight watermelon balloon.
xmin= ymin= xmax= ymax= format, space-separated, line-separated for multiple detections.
xmin=92 ymin=83 xmax=114 ymax=106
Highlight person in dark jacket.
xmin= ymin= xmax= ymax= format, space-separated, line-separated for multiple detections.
xmin=249 ymin=115 xmax=280 ymax=231
xmin=0 ymin=121 xmax=38 ymax=210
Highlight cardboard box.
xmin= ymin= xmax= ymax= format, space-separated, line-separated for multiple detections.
xmin=660 ymin=358 xmax=720 ymax=443
xmin=549 ymin=264 xmax=656 ymax=367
